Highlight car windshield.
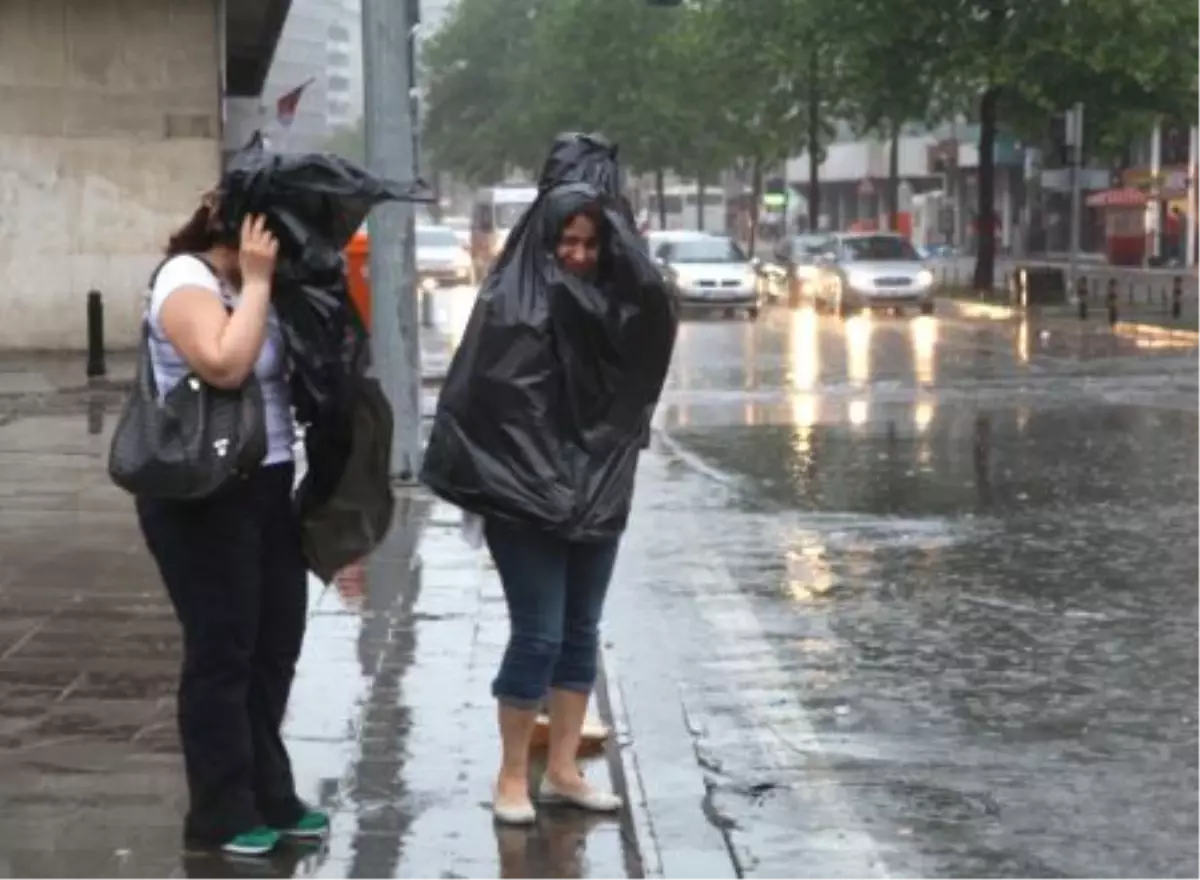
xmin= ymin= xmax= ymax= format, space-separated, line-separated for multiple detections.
xmin=792 ymin=236 xmax=830 ymax=260
xmin=840 ymin=235 xmax=922 ymax=261
xmin=417 ymin=228 xmax=460 ymax=248
xmin=669 ymin=237 xmax=747 ymax=263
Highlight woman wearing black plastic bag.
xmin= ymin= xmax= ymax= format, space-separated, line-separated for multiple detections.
xmin=134 ymin=193 xmax=329 ymax=856
xmin=422 ymin=135 xmax=678 ymax=825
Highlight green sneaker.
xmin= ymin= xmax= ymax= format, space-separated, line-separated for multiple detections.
xmin=277 ymin=809 xmax=331 ymax=839
xmin=221 ymin=826 xmax=281 ymax=856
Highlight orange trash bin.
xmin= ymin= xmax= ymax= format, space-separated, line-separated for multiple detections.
xmin=344 ymin=229 xmax=371 ymax=329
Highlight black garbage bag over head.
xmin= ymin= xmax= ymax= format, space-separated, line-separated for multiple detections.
xmin=421 ymin=143 xmax=678 ymax=542
xmin=537 ymin=131 xmax=621 ymax=196
xmin=215 ymin=144 xmax=432 ymax=578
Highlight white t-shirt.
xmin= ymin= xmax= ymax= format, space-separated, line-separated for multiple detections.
xmin=147 ymin=255 xmax=295 ymax=466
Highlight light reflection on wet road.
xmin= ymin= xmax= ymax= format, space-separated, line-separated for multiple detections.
xmin=606 ymin=304 xmax=1198 ymax=878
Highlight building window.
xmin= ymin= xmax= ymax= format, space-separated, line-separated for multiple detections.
xmin=328 ymin=22 xmax=351 ymax=42
xmin=328 ymin=51 xmax=351 ymax=68
xmin=329 ymin=74 xmax=351 ymax=94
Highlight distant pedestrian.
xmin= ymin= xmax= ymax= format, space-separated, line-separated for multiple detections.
xmin=134 ymin=192 xmax=329 ymax=857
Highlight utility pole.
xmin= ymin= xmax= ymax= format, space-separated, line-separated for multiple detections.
xmin=1148 ymin=118 xmax=1163 ymax=264
xmin=1187 ymin=125 xmax=1198 ymax=268
xmin=362 ymin=0 xmax=421 ymax=482
xmin=1066 ymin=102 xmax=1084 ymax=294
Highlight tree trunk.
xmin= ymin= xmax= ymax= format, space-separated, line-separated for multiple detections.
xmin=696 ymin=176 xmax=706 ymax=231
xmin=887 ymin=120 xmax=901 ymax=231
xmin=654 ymin=168 xmax=667 ymax=229
xmin=807 ymin=45 xmax=821 ymax=230
xmin=748 ymin=156 xmax=763 ymax=257
xmin=972 ymin=86 xmax=999 ymax=294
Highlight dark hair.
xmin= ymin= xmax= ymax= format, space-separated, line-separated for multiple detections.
xmin=165 ymin=192 xmax=235 ymax=256
xmin=558 ymin=201 xmax=607 ymax=240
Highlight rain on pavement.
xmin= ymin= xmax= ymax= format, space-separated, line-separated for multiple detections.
xmin=603 ymin=302 xmax=1198 ymax=878
xmin=0 ymin=287 xmax=1195 ymax=879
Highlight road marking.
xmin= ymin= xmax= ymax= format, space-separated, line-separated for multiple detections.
xmin=678 ymin=538 xmax=897 ymax=878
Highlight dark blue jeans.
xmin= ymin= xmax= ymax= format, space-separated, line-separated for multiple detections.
xmin=485 ymin=519 xmax=620 ymax=708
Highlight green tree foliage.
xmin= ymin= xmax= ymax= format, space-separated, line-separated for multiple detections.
xmin=420 ymin=0 xmax=548 ymax=184
xmin=421 ymin=0 xmax=1198 ymax=265
xmin=923 ymin=0 xmax=1198 ymax=290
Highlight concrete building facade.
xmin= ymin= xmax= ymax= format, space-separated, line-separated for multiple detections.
xmin=0 ymin=0 xmax=286 ymax=350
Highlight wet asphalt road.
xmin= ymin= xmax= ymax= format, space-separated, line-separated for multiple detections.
xmin=600 ymin=302 xmax=1198 ymax=878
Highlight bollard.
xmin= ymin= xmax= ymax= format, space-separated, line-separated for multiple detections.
xmin=1171 ymin=276 xmax=1183 ymax=319
xmin=1128 ymin=281 xmax=1134 ymax=305
xmin=1076 ymin=275 xmax=1089 ymax=320
xmin=1106 ymin=277 xmax=1118 ymax=326
xmin=86 ymin=391 xmax=104 ymax=436
xmin=86 ymin=290 xmax=106 ymax=379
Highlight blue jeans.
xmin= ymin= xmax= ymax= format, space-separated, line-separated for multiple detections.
xmin=485 ymin=519 xmax=620 ymax=708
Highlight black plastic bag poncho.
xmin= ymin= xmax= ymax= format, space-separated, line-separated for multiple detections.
xmin=421 ymin=135 xmax=678 ymax=542
xmin=215 ymin=145 xmax=432 ymax=572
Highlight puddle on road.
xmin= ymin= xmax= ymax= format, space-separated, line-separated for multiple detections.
xmin=616 ymin=391 xmax=1198 ymax=878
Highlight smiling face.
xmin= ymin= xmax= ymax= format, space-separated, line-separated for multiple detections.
xmin=556 ymin=212 xmax=600 ymax=277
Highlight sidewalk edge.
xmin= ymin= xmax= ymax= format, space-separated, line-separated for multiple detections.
xmin=597 ymin=641 xmax=664 ymax=879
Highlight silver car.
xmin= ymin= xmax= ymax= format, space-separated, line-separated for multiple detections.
xmin=653 ymin=234 xmax=764 ymax=320
xmin=813 ymin=232 xmax=935 ymax=316
xmin=417 ymin=224 xmax=475 ymax=287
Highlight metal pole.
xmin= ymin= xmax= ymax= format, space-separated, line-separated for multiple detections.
xmin=1148 ymin=118 xmax=1163 ymax=264
xmin=1187 ymin=125 xmax=1197 ymax=268
xmin=362 ymin=0 xmax=421 ymax=483
xmin=1067 ymin=102 xmax=1083 ymax=296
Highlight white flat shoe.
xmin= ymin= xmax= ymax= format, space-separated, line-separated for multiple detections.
xmin=538 ymin=777 xmax=623 ymax=812
xmin=492 ymin=792 xmax=537 ymax=826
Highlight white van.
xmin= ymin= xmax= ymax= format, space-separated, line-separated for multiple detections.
xmin=646 ymin=185 xmax=727 ymax=234
xmin=470 ymin=185 xmax=538 ymax=276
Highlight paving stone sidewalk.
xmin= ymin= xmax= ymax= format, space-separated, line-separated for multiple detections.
xmin=0 ymin=409 xmax=635 ymax=879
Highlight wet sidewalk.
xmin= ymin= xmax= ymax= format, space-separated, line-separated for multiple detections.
xmin=0 ymin=408 xmax=637 ymax=879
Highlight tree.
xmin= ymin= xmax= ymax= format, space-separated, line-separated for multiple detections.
xmin=926 ymin=0 xmax=1198 ymax=292
xmin=828 ymin=0 xmax=957 ymax=229
xmin=421 ymin=0 xmax=549 ymax=184
xmin=692 ymin=0 xmax=824 ymax=247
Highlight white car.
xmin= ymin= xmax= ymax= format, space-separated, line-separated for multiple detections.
xmin=417 ymin=224 xmax=474 ymax=287
xmin=813 ymin=232 xmax=935 ymax=316
xmin=442 ymin=215 xmax=471 ymax=248
xmin=653 ymin=234 xmax=765 ymax=320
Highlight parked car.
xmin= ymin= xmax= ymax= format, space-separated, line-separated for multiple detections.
xmin=417 ymin=224 xmax=475 ymax=287
xmin=812 ymin=232 xmax=935 ymax=316
xmin=770 ymin=233 xmax=833 ymax=303
xmin=653 ymin=234 xmax=765 ymax=320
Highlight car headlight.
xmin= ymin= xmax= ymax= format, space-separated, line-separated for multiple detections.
xmin=742 ymin=271 xmax=758 ymax=288
xmin=845 ymin=270 xmax=872 ymax=290
xmin=917 ymin=268 xmax=934 ymax=287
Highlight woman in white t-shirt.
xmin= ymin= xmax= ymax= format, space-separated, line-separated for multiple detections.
xmin=135 ymin=193 xmax=328 ymax=857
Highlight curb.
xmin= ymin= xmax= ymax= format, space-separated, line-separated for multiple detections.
xmin=596 ymin=642 xmax=662 ymax=879
xmin=938 ymin=296 xmax=1200 ymax=342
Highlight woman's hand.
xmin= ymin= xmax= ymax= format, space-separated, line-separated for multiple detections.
xmin=239 ymin=214 xmax=279 ymax=287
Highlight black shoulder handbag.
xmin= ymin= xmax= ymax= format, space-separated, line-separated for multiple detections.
xmin=108 ymin=298 xmax=268 ymax=501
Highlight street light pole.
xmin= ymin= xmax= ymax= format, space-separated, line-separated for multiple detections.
xmin=362 ymin=0 xmax=421 ymax=482
xmin=1066 ymin=102 xmax=1084 ymax=294
xmin=1187 ymin=125 xmax=1198 ymax=268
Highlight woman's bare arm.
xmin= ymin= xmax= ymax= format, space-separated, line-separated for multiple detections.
xmin=157 ymin=215 xmax=280 ymax=390
xmin=158 ymin=280 xmax=273 ymax=389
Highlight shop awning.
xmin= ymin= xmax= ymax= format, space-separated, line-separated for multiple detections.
xmin=1086 ymin=187 xmax=1147 ymax=209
